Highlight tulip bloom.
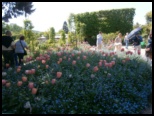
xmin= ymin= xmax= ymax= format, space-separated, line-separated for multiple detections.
xmin=56 ymin=72 xmax=62 ymax=78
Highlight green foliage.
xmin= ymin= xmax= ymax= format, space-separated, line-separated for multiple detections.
xmin=49 ymin=27 xmax=55 ymax=43
xmin=2 ymin=21 xmax=10 ymax=35
xmin=68 ymin=13 xmax=76 ymax=32
xmin=102 ymin=32 xmax=119 ymax=44
xmin=145 ymin=11 xmax=152 ymax=24
xmin=58 ymin=30 xmax=66 ymax=46
xmin=75 ymin=12 xmax=100 ymax=38
xmin=67 ymin=32 xmax=74 ymax=44
xmin=72 ymin=8 xmax=135 ymax=45
xmin=97 ymin=8 xmax=135 ymax=35
xmin=9 ymin=23 xmax=23 ymax=34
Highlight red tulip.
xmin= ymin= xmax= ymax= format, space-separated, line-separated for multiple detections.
xmin=111 ymin=61 xmax=115 ymax=65
xmin=83 ymin=56 xmax=87 ymax=60
xmin=138 ymin=50 xmax=141 ymax=55
xmin=6 ymin=63 xmax=9 ymax=68
xmin=16 ymin=68 xmax=21 ymax=73
xmin=17 ymin=81 xmax=23 ymax=87
xmin=86 ymin=63 xmax=90 ymax=68
xmin=98 ymin=62 xmax=102 ymax=67
xmin=51 ymin=79 xmax=56 ymax=84
xmin=42 ymin=60 xmax=46 ymax=64
xmin=2 ymin=79 xmax=7 ymax=85
xmin=22 ymin=76 xmax=27 ymax=82
xmin=56 ymin=72 xmax=62 ymax=78
xmin=72 ymin=60 xmax=76 ymax=65
xmin=32 ymin=88 xmax=37 ymax=94
xmin=59 ymin=58 xmax=62 ymax=62
xmin=6 ymin=82 xmax=11 ymax=87
xmin=28 ymin=82 xmax=34 ymax=89
xmin=31 ymin=69 xmax=36 ymax=74
xmin=46 ymin=65 xmax=49 ymax=69
xmin=93 ymin=66 xmax=99 ymax=72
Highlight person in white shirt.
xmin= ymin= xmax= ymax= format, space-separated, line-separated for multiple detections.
xmin=96 ymin=31 xmax=103 ymax=51
xmin=124 ymin=33 xmax=129 ymax=49
xmin=114 ymin=33 xmax=122 ymax=52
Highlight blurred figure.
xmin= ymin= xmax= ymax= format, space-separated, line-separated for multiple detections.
xmin=145 ymin=29 xmax=152 ymax=60
xmin=2 ymin=30 xmax=15 ymax=69
xmin=15 ymin=36 xmax=28 ymax=66
xmin=96 ymin=31 xmax=103 ymax=51
xmin=114 ymin=33 xmax=122 ymax=52
xmin=132 ymin=32 xmax=142 ymax=54
xmin=124 ymin=32 xmax=129 ymax=49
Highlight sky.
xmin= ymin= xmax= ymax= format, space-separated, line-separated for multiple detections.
xmin=7 ymin=2 xmax=152 ymax=32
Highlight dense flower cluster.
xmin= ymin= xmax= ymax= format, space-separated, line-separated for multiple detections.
xmin=2 ymin=45 xmax=152 ymax=114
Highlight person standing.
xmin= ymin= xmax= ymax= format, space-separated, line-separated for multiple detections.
xmin=114 ymin=33 xmax=122 ymax=52
xmin=124 ymin=33 xmax=129 ymax=49
xmin=145 ymin=29 xmax=152 ymax=59
xmin=2 ymin=30 xmax=15 ymax=69
xmin=96 ymin=31 xmax=103 ymax=51
xmin=132 ymin=32 xmax=142 ymax=54
xmin=15 ymin=35 xmax=28 ymax=66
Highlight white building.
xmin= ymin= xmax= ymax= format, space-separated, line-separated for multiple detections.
xmin=37 ymin=35 xmax=47 ymax=43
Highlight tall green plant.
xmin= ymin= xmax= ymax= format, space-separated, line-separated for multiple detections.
xmin=49 ymin=27 xmax=55 ymax=43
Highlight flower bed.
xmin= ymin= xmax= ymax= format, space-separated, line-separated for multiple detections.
xmin=2 ymin=47 xmax=152 ymax=114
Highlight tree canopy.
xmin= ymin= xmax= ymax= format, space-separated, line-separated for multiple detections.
xmin=2 ymin=2 xmax=35 ymax=22
xmin=145 ymin=11 xmax=152 ymax=24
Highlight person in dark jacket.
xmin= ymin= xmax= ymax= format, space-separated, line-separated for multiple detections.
xmin=2 ymin=30 xmax=15 ymax=69
xmin=132 ymin=32 xmax=142 ymax=54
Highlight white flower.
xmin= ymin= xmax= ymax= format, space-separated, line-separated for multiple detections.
xmin=69 ymin=74 xmax=72 ymax=78
xmin=107 ymin=73 xmax=111 ymax=77
xmin=8 ymin=67 xmax=12 ymax=71
xmin=35 ymin=97 xmax=41 ymax=101
xmin=113 ymin=58 xmax=116 ymax=61
xmin=2 ymin=72 xmax=7 ymax=77
xmin=91 ymin=74 xmax=95 ymax=78
xmin=24 ymin=101 xmax=31 ymax=109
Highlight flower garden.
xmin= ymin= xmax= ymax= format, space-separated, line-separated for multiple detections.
xmin=2 ymin=43 xmax=152 ymax=114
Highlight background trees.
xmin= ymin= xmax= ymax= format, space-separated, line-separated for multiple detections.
xmin=2 ymin=2 xmax=35 ymax=22
xmin=69 ymin=8 xmax=135 ymax=45
xmin=62 ymin=21 xmax=69 ymax=34
xmin=48 ymin=27 xmax=56 ymax=43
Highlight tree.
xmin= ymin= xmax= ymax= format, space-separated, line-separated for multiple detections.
xmin=23 ymin=19 xmax=35 ymax=51
xmin=133 ymin=22 xmax=141 ymax=29
xmin=2 ymin=2 xmax=35 ymax=22
xmin=145 ymin=11 xmax=152 ymax=24
xmin=59 ymin=30 xmax=66 ymax=46
xmin=49 ymin=27 xmax=55 ymax=43
xmin=68 ymin=13 xmax=76 ymax=32
xmin=2 ymin=21 xmax=10 ymax=35
xmin=62 ymin=21 xmax=69 ymax=34
xmin=9 ymin=23 xmax=23 ymax=34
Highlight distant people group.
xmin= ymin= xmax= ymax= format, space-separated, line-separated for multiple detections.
xmin=2 ymin=30 xmax=28 ymax=69
xmin=96 ymin=30 xmax=145 ymax=54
